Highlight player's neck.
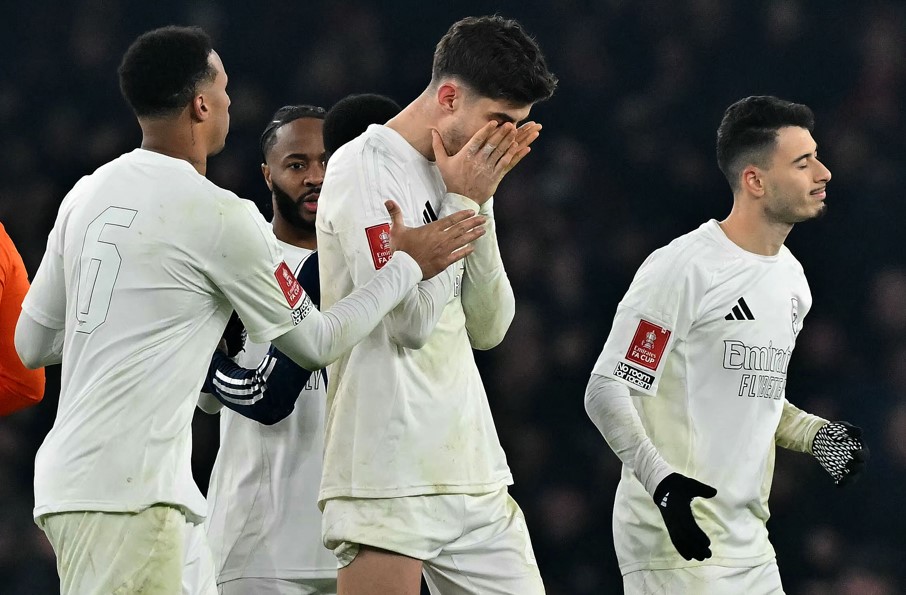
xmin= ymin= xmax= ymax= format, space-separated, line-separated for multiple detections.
xmin=139 ymin=118 xmax=209 ymax=176
xmin=719 ymin=207 xmax=792 ymax=257
xmin=272 ymin=216 xmax=317 ymax=251
xmin=386 ymin=97 xmax=434 ymax=160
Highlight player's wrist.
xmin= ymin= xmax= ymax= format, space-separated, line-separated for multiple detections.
xmin=441 ymin=192 xmax=481 ymax=214
xmin=386 ymin=250 xmax=424 ymax=282
xmin=644 ymin=464 xmax=676 ymax=498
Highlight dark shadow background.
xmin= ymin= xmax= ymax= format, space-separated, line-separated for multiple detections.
xmin=1 ymin=1 xmax=904 ymax=593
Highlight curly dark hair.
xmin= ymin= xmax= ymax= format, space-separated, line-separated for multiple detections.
xmin=118 ymin=26 xmax=217 ymax=118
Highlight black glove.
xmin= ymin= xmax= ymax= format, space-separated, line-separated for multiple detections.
xmin=221 ymin=311 xmax=247 ymax=358
xmin=653 ymin=473 xmax=718 ymax=561
xmin=812 ymin=421 xmax=868 ymax=486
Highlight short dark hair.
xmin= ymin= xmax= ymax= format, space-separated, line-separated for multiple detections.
xmin=716 ymin=95 xmax=816 ymax=191
xmin=323 ymin=94 xmax=402 ymax=155
xmin=260 ymin=105 xmax=326 ymax=160
xmin=118 ymin=26 xmax=217 ymax=118
xmin=432 ymin=15 xmax=558 ymax=105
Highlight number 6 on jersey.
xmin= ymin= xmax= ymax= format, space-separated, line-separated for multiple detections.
xmin=76 ymin=206 xmax=137 ymax=333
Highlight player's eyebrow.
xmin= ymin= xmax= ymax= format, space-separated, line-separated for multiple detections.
xmin=283 ymin=152 xmax=317 ymax=161
xmin=791 ymin=151 xmax=813 ymax=164
xmin=489 ymin=112 xmax=518 ymax=125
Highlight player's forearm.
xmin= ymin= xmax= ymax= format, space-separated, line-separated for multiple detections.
xmin=585 ymin=373 xmax=674 ymax=496
xmin=458 ymin=199 xmax=515 ymax=349
xmin=273 ymin=251 xmax=422 ymax=369
xmin=776 ymin=397 xmax=828 ymax=454
xmin=14 ymin=311 xmax=62 ymax=369
xmin=384 ymin=267 xmax=456 ymax=349
xmin=462 ymin=274 xmax=514 ymax=349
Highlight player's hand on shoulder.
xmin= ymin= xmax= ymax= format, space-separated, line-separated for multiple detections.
xmin=812 ymin=421 xmax=869 ymax=487
xmin=652 ymin=472 xmax=718 ymax=561
xmin=431 ymin=120 xmax=541 ymax=205
xmin=385 ymin=200 xmax=486 ymax=279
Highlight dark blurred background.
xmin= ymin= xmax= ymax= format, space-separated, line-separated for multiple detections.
xmin=1 ymin=1 xmax=905 ymax=593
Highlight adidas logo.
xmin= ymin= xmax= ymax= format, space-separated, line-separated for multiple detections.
xmin=660 ymin=492 xmax=669 ymax=507
xmin=422 ymin=201 xmax=439 ymax=224
xmin=725 ymin=297 xmax=755 ymax=321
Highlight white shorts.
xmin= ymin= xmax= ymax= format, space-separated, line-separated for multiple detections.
xmin=218 ymin=577 xmax=337 ymax=595
xmin=39 ymin=505 xmax=217 ymax=595
xmin=622 ymin=559 xmax=785 ymax=595
xmin=322 ymin=487 xmax=543 ymax=595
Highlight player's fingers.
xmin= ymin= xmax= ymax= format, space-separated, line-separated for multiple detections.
xmin=684 ymin=529 xmax=711 ymax=560
xmin=488 ymin=125 xmax=517 ymax=161
xmin=515 ymin=122 xmax=542 ymax=145
xmin=465 ymin=121 xmax=499 ymax=156
xmin=451 ymin=223 xmax=487 ymax=244
xmin=495 ymin=141 xmax=523 ymax=173
xmin=517 ymin=129 xmax=541 ymax=152
xmin=688 ymin=479 xmax=718 ymax=499
xmin=385 ymin=200 xmax=406 ymax=230
xmin=434 ymin=209 xmax=480 ymax=231
xmin=840 ymin=421 xmax=863 ymax=439
xmin=501 ymin=145 xmax=532 ymax=174
xmin=430 ymin=129 xmax=449 ymax=163
xmin=446 ymin=215 xmax=487 ymax=239
xmin=446 ymin=244 xmax=476 ymax=264
xmin=484 ymin=122 xmax=515 ymax=154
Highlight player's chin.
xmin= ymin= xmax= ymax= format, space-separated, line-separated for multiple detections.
xmin=209 ymin=138 xmax=228 ymax=157
xmin=795 ymin=202 xmax=826 ymax=222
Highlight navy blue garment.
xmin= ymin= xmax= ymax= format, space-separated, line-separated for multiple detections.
xmin=202 ymin=252 xmax=325 ymax=425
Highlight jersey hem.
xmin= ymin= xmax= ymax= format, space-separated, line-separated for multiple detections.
xmin=34 ymin=499 xmax=206 ymax=524
xmin=217 ymin=569 xmax=336 ymax=583
xmin=317 ymin=476 xmax=513 ymax=505
xmin=618 ymin=551 xmax=776 ymax=574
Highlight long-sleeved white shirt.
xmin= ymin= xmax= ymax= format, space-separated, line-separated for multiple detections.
xmin=316 ymin=124 xmax=515 ymax=502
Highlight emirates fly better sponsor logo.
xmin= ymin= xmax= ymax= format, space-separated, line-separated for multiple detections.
xmin=723 ymin=340 xmax=794 ymax=400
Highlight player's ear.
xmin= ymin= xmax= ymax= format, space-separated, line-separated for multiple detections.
xmin=262 ymin=163 xmax=273 ymax=191
xmin=190 ymin=93 xmax=208 ymax=123
xmin=435 ymin=82 xmax=458 ymax=114
xmin=741 ymin=165 xmax=765 ymax=197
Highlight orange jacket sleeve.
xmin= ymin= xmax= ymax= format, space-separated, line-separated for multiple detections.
xmin=0 ymin=223 xmax=45 ymax=415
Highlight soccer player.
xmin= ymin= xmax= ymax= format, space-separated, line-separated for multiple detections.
xmin=584 ymin=95 xmax=868 ymax=594
xmin=316 ymin=16 xmax=558 ymax=595
xmin=13 ymin=26 xmax=485 ymax=595
xmin=200 ymin=95 xmax=402 ymax=595
xmin=0 ymin=222 xmax=44 ymax=415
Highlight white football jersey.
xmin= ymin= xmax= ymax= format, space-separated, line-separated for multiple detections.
xmin=205 ymin=241 xmax=335 ymax=581
xmin=24 ymin=149 xmax=307 ymax=523
xmin=316 ymin=125 xmax=513 ymax=502
xmin=592 ymin=220 xmax=811 ymax=573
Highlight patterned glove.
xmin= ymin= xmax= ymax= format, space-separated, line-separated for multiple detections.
xmin=652 ymin=473 xmax=718 ymax=561
xmin=812 ymin=422 xmax=868 ymax=486
xmin=222 ymin=311 xmax=247 ymax=358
